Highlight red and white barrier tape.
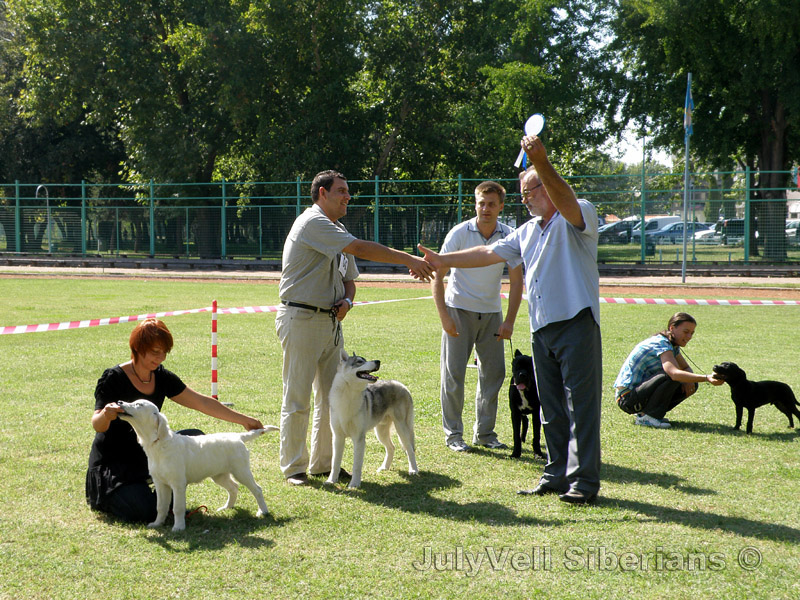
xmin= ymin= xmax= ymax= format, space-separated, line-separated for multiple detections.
xmin=2 ymin=294 xmax=796 ymax=336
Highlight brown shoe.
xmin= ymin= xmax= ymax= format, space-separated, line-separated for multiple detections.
xmin=287 ymin=472 xmax=309 ymax=486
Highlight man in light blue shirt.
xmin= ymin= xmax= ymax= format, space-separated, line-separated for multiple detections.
xmin=420 ymin=135 xmax=602 ymax=504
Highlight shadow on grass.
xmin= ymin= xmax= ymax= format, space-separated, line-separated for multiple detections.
xmin=325 ymin=470 xmax=562 ymax=527
xmin=601 ymin=496 xmax=800 ymax=543
xmin=129 ymin=509 xmax=294 ymax=552
xmin=674 ymin=419 xmax=800 ymax=441
xmin=602 ymin=463 xmax=717 ymax=496
xmin=467 ymin=445 xmax=547 ymax=465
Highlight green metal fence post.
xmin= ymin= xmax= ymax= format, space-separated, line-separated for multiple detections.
xmin=185 ymin=207 xmax=190 ymax=258
xmin=296 ymin=176 xmax=302 ymax=217
xmin=744 ymin=166 xmax=751 ymax=263
xmin=221 ymin=178 xmax=227 ymax=258
xmin=14 ymin=180 xmax=21 ymax=253
xmin=374 ymin=176 xmax=380 ymax=244
xmin=640 ymin=157 xmax=647 ymax=264
xmin=149 ymin=179 xmax=155 ymax=257
xmin=81 ymin=180 xmax=87 ymax=256
xmin=457 ymin=175 xmax=463 ymax=223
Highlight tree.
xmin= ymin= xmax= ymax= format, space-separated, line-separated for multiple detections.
xmin=611 ymin=0 xmax=800 ymax=260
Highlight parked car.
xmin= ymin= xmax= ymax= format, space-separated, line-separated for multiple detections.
xmin=647 ymin=222 xmax=711 ymax=244
xmin=713 ymin=218 xmax=757 ymax=246
xmin=598 ymin=219 xmax=638 ymax=244
xmin=694 ymin=228 xmax=722 ymax=245
xmin=630 ymin=216 xmax=681 ymax=243
xmin=786 ymin=219 xmax=800 ymax=246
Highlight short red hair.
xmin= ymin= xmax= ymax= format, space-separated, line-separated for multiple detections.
xmin=129 ymin=318 xmax=174 ymax=361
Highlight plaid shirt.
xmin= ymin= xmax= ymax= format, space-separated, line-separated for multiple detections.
xmin=613 ymin=334 xmax=680 ymax=397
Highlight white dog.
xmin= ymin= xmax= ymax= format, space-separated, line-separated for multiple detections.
xmin=117 ymin=399 xmax=278 ymax=531
xmin=327 ymin=351 xmax=418 ymax=489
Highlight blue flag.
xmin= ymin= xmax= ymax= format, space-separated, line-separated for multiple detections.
xmin=684 ymin=74 xmax=694 ymax=137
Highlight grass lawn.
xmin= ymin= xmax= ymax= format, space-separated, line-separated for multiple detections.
xmin=0 ymin=277 xmax=798 ymax=600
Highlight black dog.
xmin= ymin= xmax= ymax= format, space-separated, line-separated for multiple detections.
xmin=509 ymin=350 xmax=544 ymax=458
xmin=712 ymin=361 xmax=800 ymax=434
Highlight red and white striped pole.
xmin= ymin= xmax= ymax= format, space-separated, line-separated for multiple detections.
xmin=211 ymin=299 xmax=218 ymax=400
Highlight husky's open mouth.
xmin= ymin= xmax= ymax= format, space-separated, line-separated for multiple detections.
xmin=357 ymin=369 xmax=379 ymax=382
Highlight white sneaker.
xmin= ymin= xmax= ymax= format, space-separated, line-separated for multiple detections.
xmin=635 ymin=414 xmax=671 ymax=429
xmin=447 ymin=440 xmax=471 ymax=452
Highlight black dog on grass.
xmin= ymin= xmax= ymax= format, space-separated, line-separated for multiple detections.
xmin=509 ymin=350 xmax=544 ymax=459
xmin=712 ymin=361 xmax=800 ymax=434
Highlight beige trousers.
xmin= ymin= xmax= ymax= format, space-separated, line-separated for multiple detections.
xmin=275 ymin=305 xmax=342 ymax=477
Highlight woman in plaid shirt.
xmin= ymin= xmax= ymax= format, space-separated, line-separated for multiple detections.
xmin=614 ymin=312 xmax=724 ymax=429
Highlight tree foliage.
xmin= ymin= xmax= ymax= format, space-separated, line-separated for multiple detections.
xmin=5 ymin=0 xmax=620 ymax=186
xmin=610 ymin=0 xmax=800 ymax=259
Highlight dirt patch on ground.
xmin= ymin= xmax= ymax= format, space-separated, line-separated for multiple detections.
xmin=4 ymin=266 xmax=800 ymax=300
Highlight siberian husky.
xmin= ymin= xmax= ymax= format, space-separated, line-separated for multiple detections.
xmin=326 ymin=350 xmax=418 ymax=488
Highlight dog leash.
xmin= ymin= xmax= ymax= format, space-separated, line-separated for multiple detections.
xmin=681 ymin=348 xmax=704 ymax=373
xmin=329 ymin=305 xmax=342 ymax=346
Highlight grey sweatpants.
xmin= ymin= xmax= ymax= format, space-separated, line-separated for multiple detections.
xmin=440 ymin=307 xmax=505 ymax=445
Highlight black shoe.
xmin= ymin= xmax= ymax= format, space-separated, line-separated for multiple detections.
xmin=517 ymin=483 xmax=561 ymax=496
xmin=287 ymin=472 xmax=309 ymax=486
xmin=314 ymin=468 xmax=351 ymax=480
xmin=558 ymin=489 xmax=597 ymax=505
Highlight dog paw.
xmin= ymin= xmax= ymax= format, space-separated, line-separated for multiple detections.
xmin=171 ymin=524 xmax=186 ymax=532
xmin=408 ymin=468 xmax=419 ymax=475
xmin=256 ymin=509 xmax=269 ymax=518
xmin=147 ymin=521 xmax=164 ymax=529
xmin=346 ymin=481 xmax=361 ymax=489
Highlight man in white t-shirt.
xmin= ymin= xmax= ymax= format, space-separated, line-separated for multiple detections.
xmin=432 ymin=181 xmax=523 ymax=452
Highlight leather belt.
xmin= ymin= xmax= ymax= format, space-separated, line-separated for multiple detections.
xmin=281 ymin=300 xmax=328 ymax=313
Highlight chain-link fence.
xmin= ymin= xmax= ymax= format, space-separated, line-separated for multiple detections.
xmin=1 ymin=171 xmax=799 ymax=263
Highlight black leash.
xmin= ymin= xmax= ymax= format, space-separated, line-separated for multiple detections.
xmin=681 ymin=347 xmax=704 ymax=372
xmin=329 ymin=305 xmax=342 ymax=346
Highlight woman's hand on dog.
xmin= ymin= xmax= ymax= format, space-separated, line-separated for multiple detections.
xmin=92 ymin=402 xmax=124 ymax=432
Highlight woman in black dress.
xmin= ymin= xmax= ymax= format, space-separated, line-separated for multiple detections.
xmin=86 ymin=318 xmax=264 ymax=523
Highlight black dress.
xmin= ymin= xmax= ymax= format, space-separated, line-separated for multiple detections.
xmin=85 ymin=364 xmax=186 ymax=512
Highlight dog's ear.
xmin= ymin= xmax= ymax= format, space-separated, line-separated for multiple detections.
xmin=155 ymin=411 xmax=169 ymax=442
xmin=340 ymin=348 xmax=349 ymax=361
xmin=514 ymin=349 xmax=521 ymax=357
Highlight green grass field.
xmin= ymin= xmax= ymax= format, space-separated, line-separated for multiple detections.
xmin=0 ymin=277 xmax=798 ymax=600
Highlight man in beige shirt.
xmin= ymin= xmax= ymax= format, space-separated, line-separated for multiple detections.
xmin=276 ymin=170 xmax=432 ymax=485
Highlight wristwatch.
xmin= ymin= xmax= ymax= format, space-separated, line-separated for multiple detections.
xmin=343 ymin=297 xmax=353 ymax=308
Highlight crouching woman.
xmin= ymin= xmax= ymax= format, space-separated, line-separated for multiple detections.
xmin=613 ymin=312 xmax=724 ymax=429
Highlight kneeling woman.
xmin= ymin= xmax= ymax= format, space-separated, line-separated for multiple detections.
xmin=86 ymin=318 xmax=264 ymax=523
xmin=613 ymin=312 xmax=724 ymax=429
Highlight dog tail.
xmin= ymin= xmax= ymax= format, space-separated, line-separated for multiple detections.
xmin=240 ymin=425 xmax=279 ymax=443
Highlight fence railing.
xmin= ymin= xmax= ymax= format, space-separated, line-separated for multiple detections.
xmin=1 ymin=170 xmax=799 ymax=264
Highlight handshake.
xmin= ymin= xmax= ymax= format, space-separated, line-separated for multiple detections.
xmin=406 ymin=245 xmax=440 ymax=282
xmin=407 ymin=244 xmax=502 ymax=282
